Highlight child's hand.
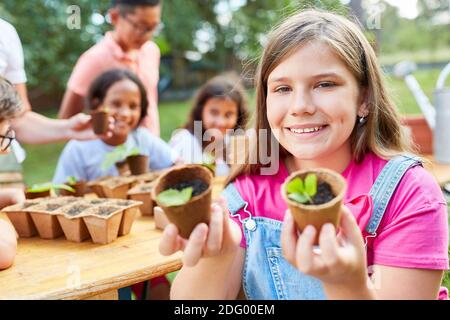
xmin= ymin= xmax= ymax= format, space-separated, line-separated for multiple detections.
xmin=0 ymin=188 xmax=25 ymax=210
xmin=281 ymin=205 xmax=368 ymax=290
xmin=67 ymin=113 xmax=114 ymax=140
xmin=159 ymin=199 xmax=242 ymax=267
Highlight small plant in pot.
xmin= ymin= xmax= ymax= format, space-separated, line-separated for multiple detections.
xmin=152 ymin=164 xmax=213 ymax=239
xmin=59 ymin=176 xmax=87 ymax=197
xmin=91 ymin=106 xmax=110 ymax=135
xmin=281 ymin=168 xmax=347 ymax=245
xmin=25 ymin=182 xmax=75 ymax=199
xmin=126 ymin=147 xmax=149 ymax=175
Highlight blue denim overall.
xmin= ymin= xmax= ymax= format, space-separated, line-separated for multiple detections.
xmin=222 ymin=154 xmax=422 ymax=300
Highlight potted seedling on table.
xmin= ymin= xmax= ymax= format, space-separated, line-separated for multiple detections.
xmin=126 ymin=146 xmax=149 ymax=175
xmin=281 ymin=168 xmax=347 ymax=245
xmin=25 ymin=182 xmax=75 ymax=199
xmin=152 ymin=164 xmax=213 ymax=239
xmin=59 ymin=176 xmax=87 ymax=197
xmin=91 ymin=106 xmax=110 ymax=135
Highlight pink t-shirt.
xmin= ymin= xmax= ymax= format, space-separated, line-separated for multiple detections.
xmin=228 ymin=152 xmax=449 ymax=299
xmin=67 ymin=32 xmax=161 ymax=136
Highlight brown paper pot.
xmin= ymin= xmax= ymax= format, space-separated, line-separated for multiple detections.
xmin=5 ymin=211 xmax=37 ymax=237
xmin=25 ymin=190 xmax=51 ymax=199
xmin=57 ymin=215 xmax=90 ymax=242
xmin=91 ymin=110 xmax=109 ymax=135
xmin=57 ymin=202 xmax=92 ymax=242
xmin=115 ymin=161 xmax=130 ymax=176
xmin=101 ymin=183 xmax=130 ymax=199
xmin=108 ymin=200 xmax=142 ymax=236
xmin=281 ymin=168 xmax=347 ymax=245
xmin=29 ymin=212 xmax=64 ymax=239
xmin=127 ymin=155 xmax=149 ymax=175
xmin=1 ymin=200 xmax=40 ymax=237
xmin=27 ymin=200 xmax=71 ymax=239
xmin=60 ymin=181 xmax=87 ymax=197
xmin=83 ymin=206 xmax=123 ymax=244
xmin=152 ymin=164 xmax=213 ymax=239
xmin=128 ymin=183 xmax=155 ymax=216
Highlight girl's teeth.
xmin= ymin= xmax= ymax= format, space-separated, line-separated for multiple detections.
xmin=290 ymin=126 xmax=323 ymax=134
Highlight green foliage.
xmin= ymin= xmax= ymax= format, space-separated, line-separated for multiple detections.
xmin=27 ymin=182 xmax=74 ymax=193
xmin=286 ymin=174 xmax=318 ymax=204
xmin=156 ymin=187 xmax=193 ymax=207
xmin=101 ymin=145 xmax=143 ymax=171
xmin=66 ymin=176 xmax=78 ymax=184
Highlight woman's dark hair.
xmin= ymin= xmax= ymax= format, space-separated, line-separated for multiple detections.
xmin=184 ymin=73 xmax=249 ymax=147
xmin=87 ymin=69 xmax=148 ymax=124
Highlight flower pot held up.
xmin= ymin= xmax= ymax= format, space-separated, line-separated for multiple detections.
xmin=91 ymin=110 xmax=109 ymax=135
xmin=152 ymin=164 xmax=213 ymax=239
xmin=281 ymin=168 xmax=347 ymax=245
xmin=127 ymin=155 xmax=149 ymax=175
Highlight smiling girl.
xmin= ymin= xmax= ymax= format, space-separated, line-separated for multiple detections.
xmin=169 ymin=73 xmax=249 ymax=176
xmin=53 ymin=69 xmax=175 ymax=183
xmin=159 ymin=10 xmax=449 ymax=300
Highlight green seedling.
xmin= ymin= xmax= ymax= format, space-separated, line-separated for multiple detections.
xmin=67 ymin=176 xmax=78 ymax=184
xmin=101 ymin=144 xmax=142 ymax=171
xmin=286 ymin=174 xmax=318 ymax=204
xmin=156 ymin=187 xmax=193 ymax=207
xmin=201 ymin=152 xmax=216 ymax=173
xmin=27 ymin=182 xmax=75 ymax=193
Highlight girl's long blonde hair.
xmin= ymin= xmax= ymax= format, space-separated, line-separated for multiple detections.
xmin=227 ymin=9 xmax=414 ymax=184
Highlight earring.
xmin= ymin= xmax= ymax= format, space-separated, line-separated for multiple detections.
xmin=359 ymin=116 xmax=366 ymax=124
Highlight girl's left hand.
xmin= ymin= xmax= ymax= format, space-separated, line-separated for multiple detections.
xmin=281 ymin=205 xmax=368 ymax=289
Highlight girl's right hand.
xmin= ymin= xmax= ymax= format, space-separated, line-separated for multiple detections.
xmin=159 ymin=199 xmax=242 ymax=267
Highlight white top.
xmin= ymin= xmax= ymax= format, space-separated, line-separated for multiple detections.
xmin=169 ymin=128 xmax=230 ymax=176
xmin=0 ymin=18 xmax=27 ymax=84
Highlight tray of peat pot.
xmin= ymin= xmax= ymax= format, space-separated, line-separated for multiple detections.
xmin=127 ymin=182 xmax=155 ymax=216
xmin=87 ymin=176 xmax=111 ymax=198
xmin=25 ymin=198 xmax=78 ymax=240
xmin=107 ymin=199 xmax=143 ymax=236
xmin=57 ymin=200 xmax=94 ymax=242
xmin=82 ymin=205 xmax=124 ymax=244
xmin=133 ymin=171 xmax=161 ymax=184
xmin=59 ymin=176 xmax=87 ymax=197
xmin=1 ymin=199 xmax=41 ymax=237
xmin=281 ymin=168 xmax=347 ymax=245
xmin=90 ymin=176 xmax=136 ymax=199
xmin=152 ymin=164 xmax=213 ymax=239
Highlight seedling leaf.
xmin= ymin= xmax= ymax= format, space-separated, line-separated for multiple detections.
xmin=157 ymin=187 xmax=193 ymax=207
xmin=305 ymin=174 xmax=317 ymax=197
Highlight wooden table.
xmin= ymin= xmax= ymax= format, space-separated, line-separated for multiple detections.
xmin=0 ymin=176 xmax=228 ymax=300
xmin=0 ymin=215 xmax=183 ymax=300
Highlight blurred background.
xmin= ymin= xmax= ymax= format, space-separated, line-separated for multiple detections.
xmin=0 ymin=0 xmax=449 ymax=183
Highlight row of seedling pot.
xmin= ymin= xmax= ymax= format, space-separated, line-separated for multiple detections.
xmin=151 ymin=164 xmax=346 ymax=243
xmin=1 ymin=197 xmax=142 ymax=245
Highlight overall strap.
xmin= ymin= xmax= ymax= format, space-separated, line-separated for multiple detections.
xmin=222 ymin=183 xmax=257 ymax=231
xmin=366 ymin=154 xmax=423 ymax=237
